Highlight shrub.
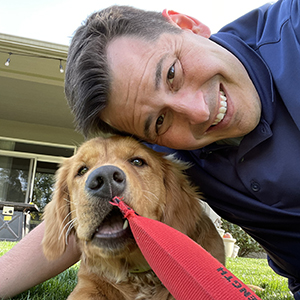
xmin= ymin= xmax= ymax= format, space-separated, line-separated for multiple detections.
xmin=222 ymin=219 xmax=265 ymax=257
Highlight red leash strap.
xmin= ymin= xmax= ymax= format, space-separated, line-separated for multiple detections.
xmin=110 ymin=197 xmax=262 ymax=300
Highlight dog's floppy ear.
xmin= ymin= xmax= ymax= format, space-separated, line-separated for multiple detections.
xmin=42 ymin=159 xmax=72 ymax=260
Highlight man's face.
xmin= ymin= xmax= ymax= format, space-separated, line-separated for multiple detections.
xmin=102 ymin=30 xmax=261 ymax=150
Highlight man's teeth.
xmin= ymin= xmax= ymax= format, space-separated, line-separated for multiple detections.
xmin=123 ymin=219 xmax=129 ymax=230
xmin=212 ymin=91 xmax=227 ymax=126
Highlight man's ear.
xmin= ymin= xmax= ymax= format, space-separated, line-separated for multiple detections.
xmin=162 ymin=9 xmax=211 ymax=38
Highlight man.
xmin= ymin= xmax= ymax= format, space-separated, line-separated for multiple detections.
xmin=0 ymin=1 xmax=299 ymax=299
xmin=65 ymin=2 xmax=300 ymax=298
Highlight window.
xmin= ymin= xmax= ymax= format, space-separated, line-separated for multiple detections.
xmin=0 ymin=156 xmax=31 ymax=203
xmin=0 ymin=137 xmax=76 ymax=231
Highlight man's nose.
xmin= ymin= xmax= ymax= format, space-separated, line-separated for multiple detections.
xmin=172 ymin=91 xmax=210 ymax=124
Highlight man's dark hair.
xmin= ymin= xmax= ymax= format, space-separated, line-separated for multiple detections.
xmin=65 ymin=5 xmax=181 ymax=137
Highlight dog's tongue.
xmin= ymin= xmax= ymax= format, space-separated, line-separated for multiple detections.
xmin=109 ymin=197 xmax=262 ymax=300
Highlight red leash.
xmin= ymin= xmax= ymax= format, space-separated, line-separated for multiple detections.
xmin=110 ymin=197 xmax=262 ymax=300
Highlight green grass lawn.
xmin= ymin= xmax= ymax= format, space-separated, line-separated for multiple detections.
xmin=0 ymin=242 xmax=293 ymax=300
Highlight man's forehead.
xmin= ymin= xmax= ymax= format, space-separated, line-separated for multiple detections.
xmin=107 ymin=33 xmax=175 ymax=72
xmin=107 ymin=36 xmax=155 ymax=97
xmin=107 ymin=36 xmax=152 ymax=67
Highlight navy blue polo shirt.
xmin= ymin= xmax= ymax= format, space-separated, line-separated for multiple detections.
xmin=150 ymin=0 xmax=300 ymax=295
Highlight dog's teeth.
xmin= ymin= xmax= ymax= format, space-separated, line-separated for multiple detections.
xmin=123 ymin=219 xmax=129 ymax=230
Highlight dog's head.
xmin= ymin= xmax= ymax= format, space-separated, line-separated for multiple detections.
xmin=42 ymin=136 xmax=202 ymax=274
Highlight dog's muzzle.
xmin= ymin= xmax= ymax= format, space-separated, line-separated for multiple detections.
xmin=84 ymin=165 xmax=134 ymax=250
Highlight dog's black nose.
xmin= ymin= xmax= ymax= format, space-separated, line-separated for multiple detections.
xmin=85 ymin=165 xmax=126 ymax=198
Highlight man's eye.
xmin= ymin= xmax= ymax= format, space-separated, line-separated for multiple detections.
xmin=167 ymin=64 xmax=175 ymax=84
xmin=156 ymin=114 xmax=165 ymax=132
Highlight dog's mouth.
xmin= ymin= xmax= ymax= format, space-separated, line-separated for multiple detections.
xmin=92 ymin=207 xmax=134 ymax=248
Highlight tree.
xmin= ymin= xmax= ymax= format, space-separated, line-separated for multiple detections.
xmin=31 ymin=173 xmax=55 ymax=223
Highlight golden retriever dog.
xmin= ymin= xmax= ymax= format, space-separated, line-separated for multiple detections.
xmin=42 ymin=136 xmax=225 ymax=300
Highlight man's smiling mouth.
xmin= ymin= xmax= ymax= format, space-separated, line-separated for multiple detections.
xmin=211 ymin=90 xmax=227 ymax=126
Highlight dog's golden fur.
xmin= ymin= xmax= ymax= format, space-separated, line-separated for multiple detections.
xmin=42 ymin=136 xmax=225 ymax=299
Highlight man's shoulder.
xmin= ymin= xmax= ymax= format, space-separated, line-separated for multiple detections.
xmin=219 ymin=0 xmax=298 ymax=49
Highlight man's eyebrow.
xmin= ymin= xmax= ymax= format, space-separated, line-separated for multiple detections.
xmin=155 ymin=54 xmax=167 ymax=90
xmin=144 ymin=115 xmax=153 ymax=141
xmin=144 ymin=55 xmax=168 ymax=139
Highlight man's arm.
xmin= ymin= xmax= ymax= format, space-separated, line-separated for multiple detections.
xmin=0 ymin=221 xmax=81 ymax=299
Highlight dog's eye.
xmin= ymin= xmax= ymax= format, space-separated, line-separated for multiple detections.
xmin=77 ymin=166 xmax=89 ymax=176
xmin=129 ymin=158 xmax=146 ymax=167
